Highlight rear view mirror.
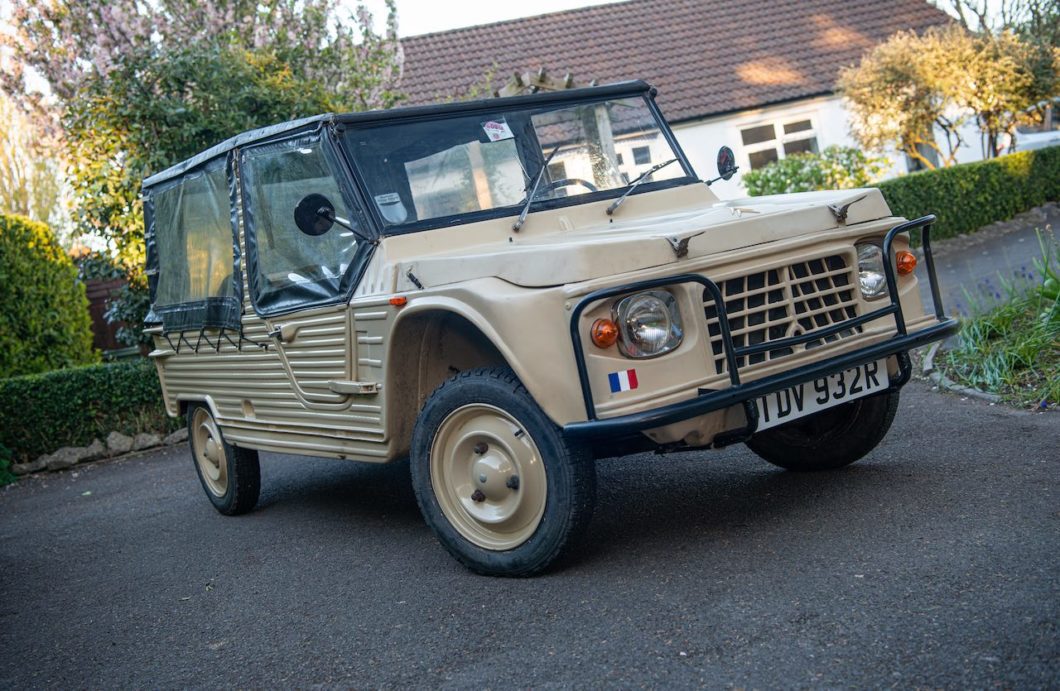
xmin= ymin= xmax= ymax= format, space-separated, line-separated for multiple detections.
xmin=705 ymin=146 xmax=739 ymax=186
xmin=716 ymin=146 xmax=738 ymax=181
xmin=294 ymin=193 xmax=336 ymax=236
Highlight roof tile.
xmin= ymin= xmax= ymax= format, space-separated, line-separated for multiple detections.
xmin=398 ymin=0 xmax=951 ymax=121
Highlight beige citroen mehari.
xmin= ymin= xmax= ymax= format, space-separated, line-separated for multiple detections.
xmin=143 ymin=81 xmax=956 ymax=576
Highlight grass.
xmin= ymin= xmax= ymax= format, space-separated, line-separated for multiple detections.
xmin=941 ymin=231 xmax=1060 ymax=409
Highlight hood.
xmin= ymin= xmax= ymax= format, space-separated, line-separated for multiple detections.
xmin=393 ymin=186 xmax=894 ymax=290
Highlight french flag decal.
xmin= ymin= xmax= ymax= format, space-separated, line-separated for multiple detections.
xmin=608 ymin=368 xmax=639 ymax=393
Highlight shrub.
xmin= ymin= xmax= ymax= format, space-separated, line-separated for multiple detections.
xmin=0 ymin=214 xmax=97 ymax=377
xmin=75 ymin=250 xmax=125 ymax=281
xmin=743 ymin=146 xmax=888 ymax=196
xmin=875 ymin=145 xmax=1060 ymax=241
xmin=104 ymin=275 xmax=151 ymax=348
xmin=0 ymin=360 xmax=179 ymax=462
xmin=0 ymin=443 xmax=15 ymax=486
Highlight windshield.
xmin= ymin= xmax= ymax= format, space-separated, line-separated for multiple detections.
xmin=342 ymin=95 xmax=691 ymax=229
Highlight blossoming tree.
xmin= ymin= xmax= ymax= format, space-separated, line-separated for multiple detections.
xmin=1 ymin=0 xmax=404 ymax=263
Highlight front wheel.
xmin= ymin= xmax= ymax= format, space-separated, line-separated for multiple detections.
xmin=745 ymin=391 xmax=900 ymax=472
xmin=410 ymin=367 xmax=596 ymax=577
xmin=188 ymin=403 xmax=260 ymax=515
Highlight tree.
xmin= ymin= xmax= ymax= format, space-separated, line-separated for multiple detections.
xmin=2 ymin=0 xmax=404 ymax=264
xmin=933 ymin=0 xmax=1060 ymax=47
xmin=839 ymin=25 xmax=1059 ymax=165
xmin=838 ymin=28 xmax=971 ymax=169
xmin=0 ymin=93 xmax=67 ymax=231
xmin=959 ymin=29 xmax=1060 ymax=156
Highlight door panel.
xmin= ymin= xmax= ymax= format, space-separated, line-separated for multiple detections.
xmin=266 ymin=306 xmax=354 ymax=407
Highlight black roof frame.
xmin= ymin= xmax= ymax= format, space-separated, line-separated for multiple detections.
xmin=335 ymin=82 xmax=699 ymax=235
xmin=144 ymin=80 xmax=699 ymax=195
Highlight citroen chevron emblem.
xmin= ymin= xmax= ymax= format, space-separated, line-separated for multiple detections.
xmin=828 ymin=194 xmax=867 ymax=224
xmin=666 ymin=231 xmax=704 ymax=258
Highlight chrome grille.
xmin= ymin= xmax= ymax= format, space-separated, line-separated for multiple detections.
xmin=703 ymin=254 xmax=861 ymax=374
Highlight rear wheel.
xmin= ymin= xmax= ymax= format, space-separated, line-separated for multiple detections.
xmin=745 ymin=391 xmax=900 ymax=471
xmin=188 ymin=404 xmax=260 ymax=515
xmin=411 ymin=367 xmax=595 ymax=577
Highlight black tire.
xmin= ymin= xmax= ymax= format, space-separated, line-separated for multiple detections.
xmin=410 ymin=367 xmax=596 ymax=577
xmin=187 ymin=403 xmax=260 ymax=515
xmin=745 ymin=391 xmax=900 ymax=472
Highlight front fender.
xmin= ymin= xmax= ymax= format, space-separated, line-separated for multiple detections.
xmin=389 ymin=278 xmax=587 ymax=426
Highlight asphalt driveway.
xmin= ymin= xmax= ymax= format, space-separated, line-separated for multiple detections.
xmin=0 ymin=382 xmax=1056 ymax=688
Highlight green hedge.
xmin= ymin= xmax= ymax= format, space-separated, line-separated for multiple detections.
xmin=0 ymin=360 xmax=179 ymax=462
xmin=0 ymin=214 xmax=97 ymax=377
xmin=875 ymin=145 xmax=1060 ymax=242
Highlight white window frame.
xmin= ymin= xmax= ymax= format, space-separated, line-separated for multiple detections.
xmin=738 ymin=114 xmax=820 ymax=171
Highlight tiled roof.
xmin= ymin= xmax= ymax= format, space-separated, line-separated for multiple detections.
xmin=398 ymin=0 xmax=951 ymax=122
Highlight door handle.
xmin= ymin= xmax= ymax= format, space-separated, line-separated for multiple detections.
xmin=267 ymin=324 xmax=298 ymax=343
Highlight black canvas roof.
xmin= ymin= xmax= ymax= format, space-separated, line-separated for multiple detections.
xmin=142 ymin=80 xmax=652 ymax=188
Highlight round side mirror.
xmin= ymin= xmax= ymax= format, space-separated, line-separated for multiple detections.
xmin=717 ymin=146 xmax=738 ymax=181
xmin=294 ymin=193 xmax=335 ymax=236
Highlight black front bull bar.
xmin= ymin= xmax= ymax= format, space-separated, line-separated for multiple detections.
xmin=563 ymin=215 xmax=959 ymax=443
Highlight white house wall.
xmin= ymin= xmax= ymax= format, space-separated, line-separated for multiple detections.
xmin=668 ymin=94 xmax=988 ymax=200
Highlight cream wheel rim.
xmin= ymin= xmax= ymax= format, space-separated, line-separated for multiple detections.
xmin=430 ymin=404 xmax=548 ymax=551
xmin=192 ymin=408 xmax=227 ymax=497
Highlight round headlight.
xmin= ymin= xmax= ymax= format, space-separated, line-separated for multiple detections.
xmin=856 ymin=243 xmax=888 ymax=299
xmin=613 ymin=290 xmax=683 ymax=358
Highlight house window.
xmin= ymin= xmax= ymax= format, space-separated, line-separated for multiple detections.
xmin=616 ymin=152 xmax=624 ymax=165
xmin=740 ymin=118 xmax=819 ymax=170
xmin=632 ymin=146 xmax=652 ymax=165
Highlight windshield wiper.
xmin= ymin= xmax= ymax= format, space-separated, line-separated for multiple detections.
xmin=512 ymin=144 xmax=562 ymax=232
xmin=606 ymin=158 xmax=678 ymax=217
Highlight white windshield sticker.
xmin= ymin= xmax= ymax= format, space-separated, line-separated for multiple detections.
xmin=482 ymin=119 xmax=514 ymax=142
xmin=374 ymin=192 xmax=408 ymax=224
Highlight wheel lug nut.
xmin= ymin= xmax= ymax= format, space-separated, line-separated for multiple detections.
xmin=473 ymin=442 xmax=488 ymax=455
xmin=478 ymin=474 xmax=488 ymax=484
xmin=506 ymin=475 xmax=520 ymax=490
xmin=471 ymin=489 xmax=486 ymax=503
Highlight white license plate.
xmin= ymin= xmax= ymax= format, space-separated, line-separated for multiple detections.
xmin=754 ymin=359 xmax=889 ymax=432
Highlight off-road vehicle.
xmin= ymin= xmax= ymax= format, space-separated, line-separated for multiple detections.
xmin=143 ymin=81 xmax=957 ymax=576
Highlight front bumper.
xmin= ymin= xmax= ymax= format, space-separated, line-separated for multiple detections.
xmin=562 ymin=215 xmax=959 ymax=442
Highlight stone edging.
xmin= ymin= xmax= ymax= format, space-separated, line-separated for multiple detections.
xmin=10 ymin=428 xmax=188 ymax=477
xmin=922 ymin=342 xmax=1002 ymax=403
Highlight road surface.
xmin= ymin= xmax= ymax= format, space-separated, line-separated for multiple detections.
xmin=1 ymin=382 xmax=1056 ymax=687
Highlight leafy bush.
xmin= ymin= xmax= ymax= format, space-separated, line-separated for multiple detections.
xmin=104 ymin=275 xmax=151 ymax=348
xmin=0 ymin=213 xmax=97 ymax=378
xmin=75 ymin=250 xmax=125 ymax=281
xmin=0 ymin=443 xmax=15 ymax=486
xmin=875 ymin=145 xmax=1060 ymax=241
xmin=743 ymin=146 xmax=888 ymax=196
xmin=75 ymin=250 xmax=150 ymax=348
xmin=0 ymin=360 xmax=178 ymax=462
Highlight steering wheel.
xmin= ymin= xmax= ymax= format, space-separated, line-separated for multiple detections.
xmin=540 ymin=178 xmax=598 ymax=195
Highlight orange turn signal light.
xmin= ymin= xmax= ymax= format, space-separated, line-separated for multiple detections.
xmin=591 ymin=318 xmax=619 ymax=348
xmin=389 ymin=296 xmax=408 ymax=306
xmin=896 ymin=250 xmax=917 ymax=275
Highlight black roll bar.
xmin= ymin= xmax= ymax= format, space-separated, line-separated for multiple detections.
xmin=564 ymin=216 xmax=957 ymax=440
